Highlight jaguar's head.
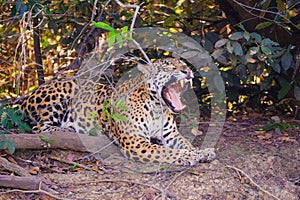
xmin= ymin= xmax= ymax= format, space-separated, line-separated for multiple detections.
xmin=138 ymin=58 xmax=194 ymax=113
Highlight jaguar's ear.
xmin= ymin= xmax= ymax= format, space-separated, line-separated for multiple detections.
xmin=137 ymin=63 xmax=152 ymax=75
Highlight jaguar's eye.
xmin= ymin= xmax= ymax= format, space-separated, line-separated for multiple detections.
xmin=180 ymin=69 xmax=188 ymax=74
xmin=166 ymin=65 xmax=176 ymax=71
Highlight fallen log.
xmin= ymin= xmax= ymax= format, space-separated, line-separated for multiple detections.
xmin=0 ymin=174 xmax=58 ymax=194
xmin=0 ymin=156 xmax=29 ymax=177
xmin=5 ymin=132 xmax=120 ymax=157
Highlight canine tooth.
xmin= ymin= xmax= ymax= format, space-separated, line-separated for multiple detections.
xmin=180 ymin=80 xmax=185 ymax=88
xmin=188 ymin=79 xmax=193 ymax=87
xmin=166 ymin=93 xmax=171 ymax=101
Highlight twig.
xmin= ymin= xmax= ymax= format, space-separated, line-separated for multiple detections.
xmin=47 ymin=155 xmax=100 ymax=172
xmin=113 ymin=0 xmax=143 ymax=37
xmin=161 ymin=169 xmax=189 ymax=200
xmin=0 ymin=183 xmax=66 ymax=200
xmin=76 ymin=178 xmax=163 ymax=193
xmin=109 ymin=0 xmax=168 ymax=153
xmin=0 ymin=175 xmax=62 ymax=199
xmin=226 ymin=165 xmax=281 ymax=200
xmin=70 ymin=0 xmax=105 ymax=50
xmin=232 ymin=0 xmax=300 ymax=33
xmin=0 ymin=156 xmax=29 ymax=177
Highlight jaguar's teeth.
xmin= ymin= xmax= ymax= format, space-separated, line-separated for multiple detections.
xmin=188 ymin=79 xmax=193 ymax=87
xmin=180 ymin=79 xmax=185 ymax=88
xmin=166 ymin=92 xmax=171 ymax=101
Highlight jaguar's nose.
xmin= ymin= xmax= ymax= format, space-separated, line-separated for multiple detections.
xmin=181 ymin=69 xmax=194 ymax=79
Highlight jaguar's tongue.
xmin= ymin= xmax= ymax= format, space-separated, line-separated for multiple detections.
xmin=164 ymin=80 xmax=188 ymax=112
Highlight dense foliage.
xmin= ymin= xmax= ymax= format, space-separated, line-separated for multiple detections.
xmin=0 ymin=0 xmax=300 ymax=115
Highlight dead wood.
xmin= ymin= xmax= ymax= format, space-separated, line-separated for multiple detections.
xmin=0 ymin=174 xmax=58 ymax=194
xmin=5 ymin=132 xmax=114 ymax=152
xmin=0 ymin=156 xmax=29 ymax=177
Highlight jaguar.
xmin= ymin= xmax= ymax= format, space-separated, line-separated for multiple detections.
xmin=20 ymin=58 xmax=216 ymax=166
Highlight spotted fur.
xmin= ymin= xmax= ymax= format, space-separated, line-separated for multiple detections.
xmin=20 ymin=58 xmax=216 ymax=165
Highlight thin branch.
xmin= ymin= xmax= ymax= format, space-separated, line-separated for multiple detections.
xmin=47 ymin=155 xmax=100 ymax=172
xmin=69 ymin=0 xmax=104 ymax=50
xmin=161 ymin=169 xmax=189 ymax=200
xmin=233 ymin=0 xmax=285 ymax=16
xmin=75 ymin=178 xmax=163 ymax=193
xmin=232 ymin=0 xmax=300 ymax=33
xmin=113 ymin=0 xmax=143 ymax=37
xmin=226 ymin=165 xmax=281 ymax=200
xmin=0 ymin=186 xmax=65 ymax=200
xmin=0 ymin=175 xmax=62 ymax=199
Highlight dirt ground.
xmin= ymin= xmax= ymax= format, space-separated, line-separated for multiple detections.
xmin=1 ymin=116 xmax=300 ymax=200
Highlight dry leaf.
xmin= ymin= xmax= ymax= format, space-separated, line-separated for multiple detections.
xmin=7 ymin=156 xmax=17 ymax=164
xmin=257 ymin=133 xmax=273 ymax=140
xmin=240 ymin=176 xmax=245 ymax=184
xmin=255 ymin=130 xmax=265 ymax=134
xmin=191 ymin=127 xmax=203 ymax=136
xmin=277 ymin=136 xmax=290 ymax=141
xmin=91 ymin=165 xmax=99 ymax=172
xmin=27 ymin=167 xmax=39 ymax=175
xmin=227 ymin=116 xmax=235 ymax=121
xmin=271 ymin=116 xmax=280 ymax=123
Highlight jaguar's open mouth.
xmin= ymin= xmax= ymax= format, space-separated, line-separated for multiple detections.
xmin=162 ymin=78 xmax=193 ymax=113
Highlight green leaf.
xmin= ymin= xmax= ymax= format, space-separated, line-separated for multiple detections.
xmin=86 ymin=112 xmax=98 ymax=120
xmin=107 ymin=31 xmax=117 ymax=47
xmin=15 ymin=0 xmax=22 ymax=11
xmin=70 ymin=164 xmax=77 ymax=169
xmin=124 ymin=36 xmax=133 ymax=41
xmin=116 ymin=34 xmax=123 ymax=48
xmin=39 ymin=135 xmax=46 ymax=141
xmin=255 ymin=21 xmax=273 ymax=30
xmin=258 ymin=122 xmax=277 ymax=131
xmin=278 ymin=82 xmax=293 ymax=99
xmin=229 ymin=53 xmax=238 ymax=66
xmin=115 ymin=99 xmax=124 ymax=108
xmin=226 ymin=41 xmax=233 ymax=54
xmin=214 ymin=39 xmax=228 ymax=48
xmin=276 ymin=0 xmax=286 ymax=12
xmin=294 ymin=86 xmax=300 ymax=100
xmin=121 ymin=26 xmax=128 ymax=36
xmin=7 ymin=140 xmax=15 ymax=154
xmin=92 ymin=22 xmax=116 ymax=32
xmin=250 ymin=32 xmax=262 ymax=43
xmin=262 ymin=38 xmax=278 ymax=46
xmin=233 ymin=42 xmax=243 ymax=56
xmin=18 ymin=4 xmax=28 ymax=19
xmin=229 ymin=32 xmax=244 ymax=40
xmin=239 ymin=23 xmax=246 ymax=31
xmin=47 ymin=139 xmax=56 ymax=143
xmin=164 ymin=15 xmax=177 ymax=26
xmin=0 ymin=141 xmax=5 ymax=148
xmin=243 ymin=31 xmax=250 ymax=41
xmin=281 ymin=50 xmax=293 ymax=70
xmin=280 ymin=49 xmax=293 ymax=70
xmin=261 ymin=46 xmax=272 ymax=55
xmin=1 ymin=134 xmax=6 ymax=142
xmin=260 ymin=0 xmax=272 ymax=16
xmin=89 ymin=123 xmax=100 ymax=136
xmin=119 ymin=105 xmax=128 ymax=111
xmin=112 ymin=114 xmax=127 ymax=123
xmin=272 ymin=62 xmax=281 ymax=73
xmin=212 ymin=49 xmax=223 ymax=59
xmin=103 ymin=100 xmax=108 ymax=109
